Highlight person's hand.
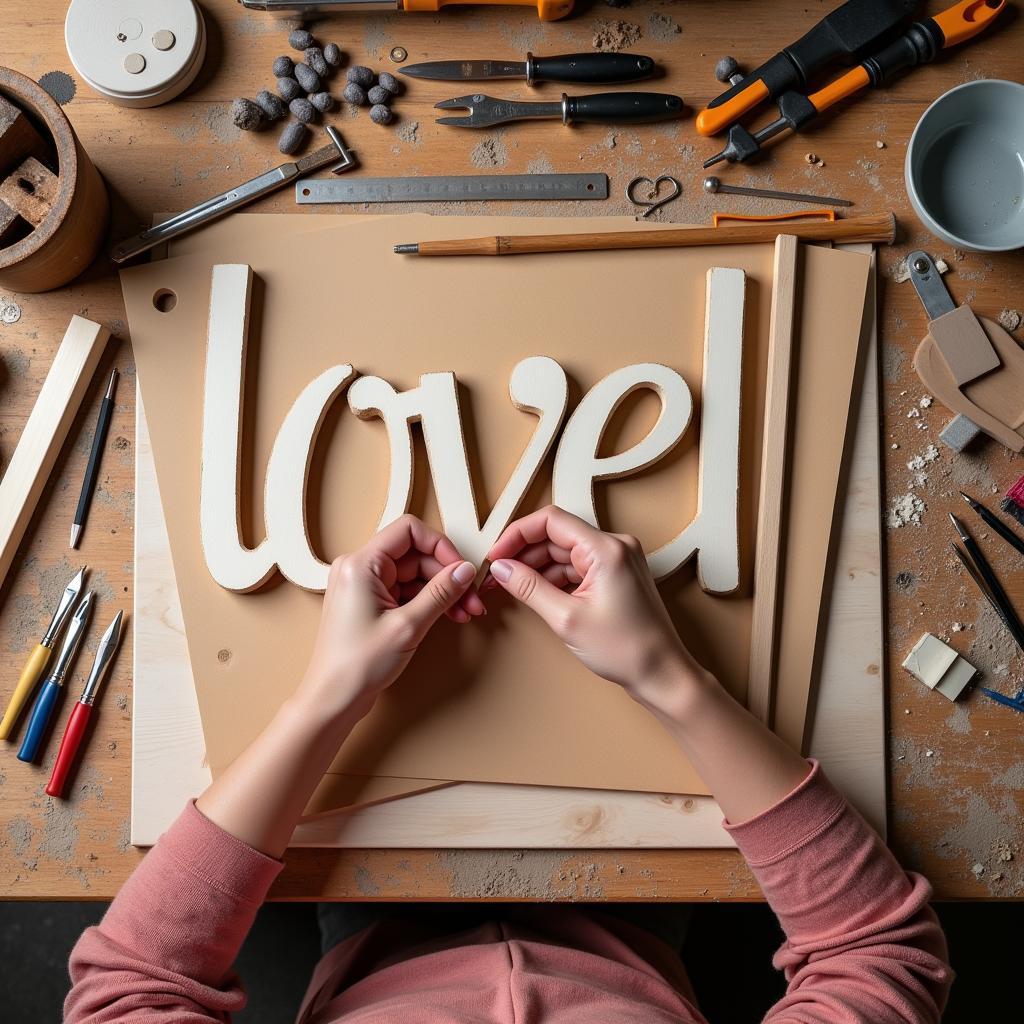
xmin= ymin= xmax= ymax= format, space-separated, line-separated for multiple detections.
xmin=297 ymin=515 xmax=484 ymax=721
xmin=484 ymin=506 xmax=708 ymax=715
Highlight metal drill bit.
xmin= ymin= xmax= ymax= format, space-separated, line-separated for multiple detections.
xmin=702 ymin=175 xmax=853 ymax=207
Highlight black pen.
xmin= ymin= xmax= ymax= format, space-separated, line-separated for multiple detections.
xmin=70 ymin=369 xmax=118 ymax=550
xmin=960 ymin=491 xmax=1024 ymax=559
xmin=949 ymin=512 xmax=1024 ymax=651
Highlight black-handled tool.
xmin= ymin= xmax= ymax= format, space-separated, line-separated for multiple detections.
xmin=71 ymin=369 xmax=118 ymax=549
xmin=696 ymin=0 xmax=917 ymax=137
xmin=435 ymin=91 xmax=683 ymax=128
xmin=401 ymin=51 xmax=657 ymax=85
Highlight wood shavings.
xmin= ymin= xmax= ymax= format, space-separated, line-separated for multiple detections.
xmin=998 ymin=308 xmax=1022 ymax=331
xmin=920 ymin=395 xmax=933 ymax=408
xmin=907 ymin=444 xmax=939 ymax=471
xmin=888 ymin=493 xmax=926 ymax=528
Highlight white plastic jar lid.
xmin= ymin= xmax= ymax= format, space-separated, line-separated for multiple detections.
xmin=65 ymin=0 xmax=206 ymax=108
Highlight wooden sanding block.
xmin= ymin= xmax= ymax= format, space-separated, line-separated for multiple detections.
xmin=0 ymin=156 xmax=60 ymax=228
xmin=909 ymin=251 xmax=1024 ymax=453
xmin=903 ymin=634 xmax=976 ymax=702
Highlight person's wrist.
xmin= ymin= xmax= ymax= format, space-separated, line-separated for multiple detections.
xmin=286 ymin=670 xmax=372 ymax=732
xmin=631 ymin=652 xmax=716 ymax=724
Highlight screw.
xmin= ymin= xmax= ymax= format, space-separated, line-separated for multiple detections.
xmin=913 ymin=256 xmax=930 ymax=274
xmin=390 ymin=46 xmax=408 ymax=63
xmin=703 ymin=176 xmax=722 ymax=194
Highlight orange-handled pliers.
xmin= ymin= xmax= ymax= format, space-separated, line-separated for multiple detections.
xmin=703 ymin=0 xmax=1006 ymax=167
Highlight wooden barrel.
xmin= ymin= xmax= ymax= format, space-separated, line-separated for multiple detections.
xmin=0 ymin=67 xmax=109 ymax=293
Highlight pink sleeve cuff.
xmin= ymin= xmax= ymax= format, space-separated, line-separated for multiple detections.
xmin=723 ymin=760 xmax=848 ymax=868
xmin=159 ymin=800 xmax=283 ymax=903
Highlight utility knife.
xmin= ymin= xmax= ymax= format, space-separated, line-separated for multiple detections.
xmin=402 ymin=51 xmax=657 ymax=86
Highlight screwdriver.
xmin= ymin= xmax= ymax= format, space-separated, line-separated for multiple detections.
xmin=0 ymin=568 xmax=85 ymax=741
xmin=18 ymin=592 xmax=93 ymax=764
xmin=46 ymin=611 xmax=123 ymax=798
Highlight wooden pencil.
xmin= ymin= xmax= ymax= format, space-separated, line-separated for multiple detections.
xmin=394 ymin=212 xmax=896 ymax=257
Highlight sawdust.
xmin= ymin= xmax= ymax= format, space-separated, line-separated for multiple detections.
xmin=469 ymin=135 xmax=509 ymax=169
xmin=944 ymin=702 xmax=972 ymax=734
xmin=605 ymin=132 xmax=618 ymax=150
xmin=115 ymin=693 xmax=129 ymax=712
xmin=498 ymin=19 xmax=548 ymax=54
xmin=203 ymin=105 xmax=241 ymax=145
xmin=894 ymin=570 xmax=918 ymax=594
xmin=888 ymin=493 xmax=926 ymax=528
xmin=6 ymin=817 xmax=33 ymax=858
xmin=592 ymin=20 xmax=643 ymax=52
xmin=527 ymin=154 xmax=555 ymax=175
xmin=936 ymin=787 xmax=1022 ymax=892
xmin=396 ymin=120 xmax=420 ymax=145
xmin=170 ymin=116 xmax=201 ymax=145
xmin=969 ymin=598 xmax=1022 ymax=680
xmin=355 ymin=863 xmax=382 ymax=896
xmin=1 ymin=346 xmax=30 ymax=378
xmin=363 ymin=14 xmax=400 ymax=58
xmin=907 ymin=444 xmax=939 ymax=472
xmin=38 ymin=796 xmax=83 ymax=862
xmin=647 ymin=11 xmax=681 ymax=41
xmin=442 ymin=849 xmax=587 ymax=899
xmin=998 ymin=308 xmax=1022 ymax=331
xmin=38 ymin=70 xmax=76 ymax=105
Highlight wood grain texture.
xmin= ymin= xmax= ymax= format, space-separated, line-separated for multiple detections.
xmin=1 ymin=0 xmax=1021 ymax=899
xmin=0 ymin=316 xmax=109 ymax=590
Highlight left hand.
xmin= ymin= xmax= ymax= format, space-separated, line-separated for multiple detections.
xmin=296 ymin=514 xmax=484 ymax=721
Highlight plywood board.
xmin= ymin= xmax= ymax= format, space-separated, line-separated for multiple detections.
xmin=131 ymin=282 xmax=884 ymax=845
xmin=121 ymin=209 xmax=864 ymax=806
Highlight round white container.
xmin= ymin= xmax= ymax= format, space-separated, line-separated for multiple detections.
xmin=65 ymin=0 xmax=207 ymax=108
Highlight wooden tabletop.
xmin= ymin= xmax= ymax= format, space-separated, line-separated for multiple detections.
xmin=2 ymin=0 xmax=1022 ymax=901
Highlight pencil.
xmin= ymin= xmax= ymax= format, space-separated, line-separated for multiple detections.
xmin=393 ymin=212 xmax=897 ymax=257
xmin=949 ymin=513 xmax=1024 ymax=652
xmin=960 ymin=491 xmax=1024 ymax=559
xmin=70 ymin=369 xmax=118 ymax=549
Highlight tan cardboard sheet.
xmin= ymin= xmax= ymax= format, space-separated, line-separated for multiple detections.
xmin=122 ymin=215 xmax=869 ymax=800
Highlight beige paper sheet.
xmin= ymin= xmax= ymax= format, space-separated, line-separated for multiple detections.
xmin=122 ymin=214 xmax=869 ymax=799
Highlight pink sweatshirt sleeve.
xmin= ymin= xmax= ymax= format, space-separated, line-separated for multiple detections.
xmin=726 ymin=761 xmax=952 ymax=1024
xmin=66 ymin=801 xmax=282 ymax=1023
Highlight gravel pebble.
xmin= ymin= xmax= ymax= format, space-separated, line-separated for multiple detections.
xmin=343 ymin=81 xmax=367 ymax=105
xmin=255 ymin=89 xmax=287 ymax=121
xmin=272 ymin=55 xmax=295 ymax=78
xmin=305 ymin=46 xmax=330 ymax=78
xmin=288 ymin=29 xmax=315 ymax=51
xmin=369 ymin=103 xmax=393 ymax=125
xmin=277 ymin=76 xmax=302 ymax=102
xmin=278 ymin=119 xmax=308 ymax=154
xmin=324 ymin=42 xmax=343 ymax=67
xmin=367 ymin=84 xmax=391 ymax=105
xmin=346 ymin=65 xmax=375 ymax=88
xmin=309 ymin=91 xmax=334 ymax=112
xmin=294 ymin=62 xmax=320 ymax=93
xmin=376 ymin=70 xmax=400 ymax=95
xmin=230 ymin=97 xmax=264 ymax=131
xmin=289 ymin=97 xmax=316 ymax=124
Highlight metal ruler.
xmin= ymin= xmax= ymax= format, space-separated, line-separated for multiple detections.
xmin=295 ymin=173 xmax=608 ymax=204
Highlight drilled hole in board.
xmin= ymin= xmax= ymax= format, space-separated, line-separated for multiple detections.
xmin=18 ymin=178 xmax=35 ymax=195
xmin=301 ymin=187 xmax=311 ymax=196
xmin=153 ymin=288 xmax=177 ymax=313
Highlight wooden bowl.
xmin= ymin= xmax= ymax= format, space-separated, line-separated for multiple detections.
xmin=0 ymin=67 xmax=109 ymax=293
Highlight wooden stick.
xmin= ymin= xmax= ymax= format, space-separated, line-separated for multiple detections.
xmin=747 ymin=235 xmax=800 ymax=726
xmin=0 ymin=316 xmax=110 ymax=590
xmin=395 ymin=212 xmax=896 ymax=257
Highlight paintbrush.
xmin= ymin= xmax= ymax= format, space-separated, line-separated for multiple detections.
xmin=960 ymin=491 xmax=1024 ymax=559
xmin=949 ymin=513 xmax=1024 ymax=652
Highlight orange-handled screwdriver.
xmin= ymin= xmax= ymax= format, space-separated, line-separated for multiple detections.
xmin=237 ymin=0 xmax=573 ymax=21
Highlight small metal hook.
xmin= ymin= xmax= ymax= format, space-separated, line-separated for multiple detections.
xmin=626 ymin=174 xmax=681 ymax=219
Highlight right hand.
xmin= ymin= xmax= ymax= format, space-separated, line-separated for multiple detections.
xmin=484 ymin=506 xmax=708 ymax=713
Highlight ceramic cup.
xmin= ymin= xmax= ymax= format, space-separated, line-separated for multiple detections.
xmin=906 ymin=79 xmax=1024 ymax=252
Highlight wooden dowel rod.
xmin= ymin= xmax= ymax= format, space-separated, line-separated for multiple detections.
xmin=397 ymin=212 xmax=896 ymax=256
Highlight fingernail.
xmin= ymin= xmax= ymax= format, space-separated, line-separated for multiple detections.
xmin=453 ymin=561 xmax=475 ymax=585
xmin=491 ymin=560 xmax=512 ymax=583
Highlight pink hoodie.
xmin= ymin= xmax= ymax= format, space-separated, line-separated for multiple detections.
xmin=65 ymin=762 xmax=951 ymax=1022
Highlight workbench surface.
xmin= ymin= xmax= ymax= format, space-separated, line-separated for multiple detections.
xmin=2 ymin=0 xmax=1022 ymax=901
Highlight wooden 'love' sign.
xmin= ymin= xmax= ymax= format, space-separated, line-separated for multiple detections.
xmin=201 ymin=263 xmax=746 ymax=594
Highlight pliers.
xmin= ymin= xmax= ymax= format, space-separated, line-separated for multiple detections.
xmin=701 ymin=0 xmax=1006 ymax=167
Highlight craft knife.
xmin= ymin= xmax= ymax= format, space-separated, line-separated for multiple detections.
xmin=401 ymin=51 xmax=656 ymax=86
xmin=109 ymin=126 xmax=357 ymax=264
xmin=0 ymin=567 xmax=86 ymax=741
xmin=18 ymin=592 xmax=94 ymax=764
xmin=435 ymin=91 xmax=684 ymax=128
xmin=702 ymin=176 xmax=853 ymax=207
xmin=296 ymin=173 xmax=608 ymax=204
xmin=46 ymin=610 xmax=123 ymax=798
